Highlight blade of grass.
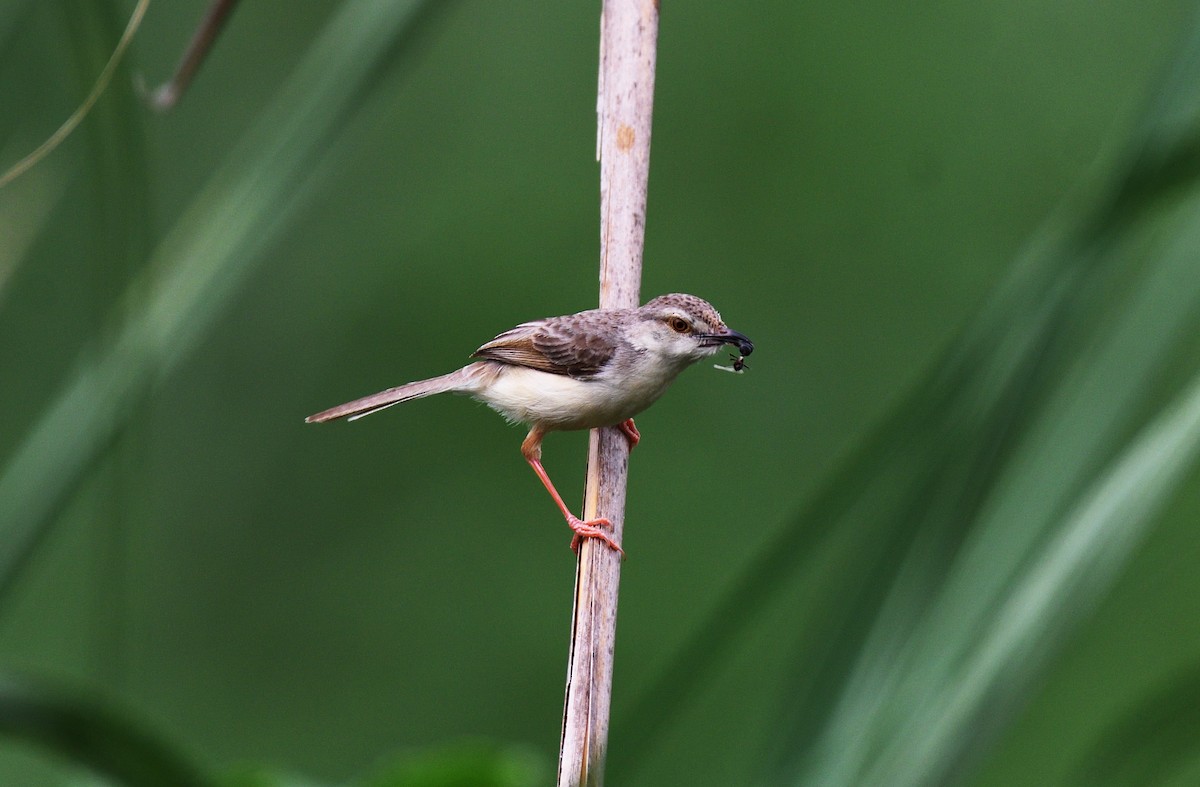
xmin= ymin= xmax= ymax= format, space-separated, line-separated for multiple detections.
xmin=0 ymin=0 xmax=148 ymax=189
xmin=619 ymin=8 xmax=1200 ymax=786
xmin=0 ymin=673 xmax=210 ymax=787
xmin=794 ymin=11 xmax=1200 ymax=783
xmin=1071 ymin=663 xmax=1200 ymax=786
xmin=0 ymin=0 xmax=445 ymax=608
xmin=0 ymin=165 xmax=67 ymax=303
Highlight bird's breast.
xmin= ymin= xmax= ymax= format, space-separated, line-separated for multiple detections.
xmin=472 ymin=362 xmax=680 ymax=431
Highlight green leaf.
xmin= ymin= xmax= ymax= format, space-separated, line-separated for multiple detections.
xmin=359 ymin=741 xmax=546 ymax=787
xmin=1069 ymin=663 xmax=1200 ymax=787
xmin=0 ymin=674 xmax=209 ymax=787
xmin=0 ymin=0 xmax=442 ymax=607
xmin=622 ymin=9 xmax=1200 ymax=787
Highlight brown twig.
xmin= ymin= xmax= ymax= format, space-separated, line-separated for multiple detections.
xmin=143 ymin=0 xmax=243 ymax=111
xmin=557 ymin=1 xmax=659 ymax=785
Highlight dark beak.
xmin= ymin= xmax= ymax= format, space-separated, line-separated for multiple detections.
xmin=702 ymin=329 xmax=754 ymax=357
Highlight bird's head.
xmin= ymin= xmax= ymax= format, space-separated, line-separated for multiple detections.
xmin=630 ymin=293 xmax=754 ymax=364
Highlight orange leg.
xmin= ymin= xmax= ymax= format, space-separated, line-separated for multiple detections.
xmin=617 ymin=418 xmax=640 ymax=449
xmin=522 ymin=428 xmax=624 ymax=557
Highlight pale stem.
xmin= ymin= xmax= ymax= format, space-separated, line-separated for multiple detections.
xmin=557 ymin=1 xmax=659 ymax=785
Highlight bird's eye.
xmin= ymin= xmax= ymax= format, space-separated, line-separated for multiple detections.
xmin=667 ymin=316 xmax=691 ymax=334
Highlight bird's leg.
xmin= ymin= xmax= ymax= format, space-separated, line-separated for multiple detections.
xmin=616 ymin=418 xmax=640 ymax=450
xmin=521 ymin=428 xmax=624 ymax=557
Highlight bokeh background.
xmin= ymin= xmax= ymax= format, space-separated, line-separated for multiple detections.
xmin=3 ymin=0 xmax=1200 ymax=785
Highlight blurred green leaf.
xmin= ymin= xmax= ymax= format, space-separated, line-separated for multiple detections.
xmin=0 ymin=674 xmax=209 ymax=787
xmin=1070 ymin=663 xmax=1200 ymax=787
xmin=620 ymin=8 xmax=1200 ymax=787
xmin=0 ymin=0 xmax=442 ymax=608
xmin=360 ymin=740 xmax=546 ymax=787
xmin=214 ymin=742 xmax=546 ymax=787
xmin=218 ymin=764 xmax=328 ymax=787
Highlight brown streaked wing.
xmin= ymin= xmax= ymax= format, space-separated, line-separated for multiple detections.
xmin=471 ymin=312 xmax=619 ymax=378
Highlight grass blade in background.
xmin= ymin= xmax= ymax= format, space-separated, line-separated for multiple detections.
xmin=0 ymin=166 xmax=66 ymax=302
xmin=619 ymin=8 xmax=1200 ymax=787
xmin=0 ymin=0 xmax=442 ymax=606
xmin=0 ymin=674 xmax=210 ymax=787
xmin=1071 ymin=663 xmax=1200 ymax=786
xmin=782 ymin=12 xmax=1200 ymax=786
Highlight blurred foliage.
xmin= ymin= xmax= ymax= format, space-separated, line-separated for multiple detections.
xmin=1071 ymin=663 xmax=1200 ymax=786
xmin=358 ymin=742 xmax=544 ymax=787
xmin=4 ymin=0 xmax=1200 ymax=786
xmin=220 ymin=741 xmax=542 ymax=787
xmin=0 ymin=674 xmax=207 ymax=787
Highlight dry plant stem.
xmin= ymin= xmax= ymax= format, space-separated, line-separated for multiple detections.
xmin=558 ymin=1 xmax=659 ymax=785
xmin=146 ymin=0 xmax=243 ymax=111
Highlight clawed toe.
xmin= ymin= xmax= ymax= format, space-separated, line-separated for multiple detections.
xmin=567 ymin=516 xmax=625 ymax=558
xmin=617 ymin=418 xmax=641 ymax=450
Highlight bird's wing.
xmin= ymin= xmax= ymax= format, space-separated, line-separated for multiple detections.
xmin=471 ymin=312 xmax=619 ymax=378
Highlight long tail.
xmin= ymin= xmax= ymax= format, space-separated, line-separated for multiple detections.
xmin=305 ymin=363 xmax=490 ymax=423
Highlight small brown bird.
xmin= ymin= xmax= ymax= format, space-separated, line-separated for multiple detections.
xmin=307 ymin=293 xmax=753 ymax=555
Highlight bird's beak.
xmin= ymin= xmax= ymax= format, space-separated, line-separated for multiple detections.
xmin=702 ymin=329 xmax=754 ymax=356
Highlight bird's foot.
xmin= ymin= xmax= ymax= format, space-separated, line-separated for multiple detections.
xmin=617 ymin=418 xmax=640 ymax=450
xmin=567 ymin=515 xmax=625 ymax=558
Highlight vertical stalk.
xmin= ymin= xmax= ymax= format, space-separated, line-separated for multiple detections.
xmin=558 ymin=1 xmax=659 ymax=785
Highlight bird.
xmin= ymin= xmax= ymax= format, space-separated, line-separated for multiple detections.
xmin=306 ymin=293 xmax=753 ymax=556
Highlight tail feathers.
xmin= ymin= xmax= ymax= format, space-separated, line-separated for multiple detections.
xmin=305 ymin=364 xmax=486 ymax=423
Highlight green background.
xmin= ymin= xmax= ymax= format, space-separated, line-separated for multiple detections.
xmin=3 ymin=1 xmax=1200 ymax=785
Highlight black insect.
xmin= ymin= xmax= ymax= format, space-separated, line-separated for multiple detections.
xmin=715 ymin=353 xmax=748 ymax=374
